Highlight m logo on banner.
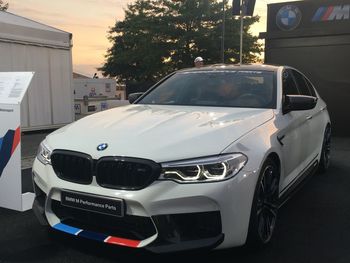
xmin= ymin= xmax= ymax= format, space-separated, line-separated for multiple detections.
xmin=0 ymin=127 xmax=20 ymax=178
xmin=312 ymin=5 xmax=350 ymax=22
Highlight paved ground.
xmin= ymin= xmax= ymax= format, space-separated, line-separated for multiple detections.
xmin=0 ymin=137 xmax=349 ymax=263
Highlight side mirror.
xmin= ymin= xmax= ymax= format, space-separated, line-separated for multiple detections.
xmin=283 ymin=95 xmax=317 ymax=114
xmin=128 ymin=92 xmax=144 ymax=104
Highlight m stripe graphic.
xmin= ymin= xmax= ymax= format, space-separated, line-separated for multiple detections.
xmin=313 ymin=5 xmax=350 ymax=21
xmin=0 ymin=127 xmax=21 ymax=178
xmin=322 ymin=6 xmax=334 ymax=21
xmin=312 ymin=6 xmax=327 ymax=22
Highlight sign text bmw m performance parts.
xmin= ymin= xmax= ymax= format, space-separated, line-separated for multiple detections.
xmin=61 ymin=191 xmax=124 ymax=217
xmin=0 ymin=127 xmax=20 ymax=178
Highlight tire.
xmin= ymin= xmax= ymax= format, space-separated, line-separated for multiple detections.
xmin=246 ymin=158 xmax=279 ymax=247
xmin=318 ymin=125 xmax=331 ymax=173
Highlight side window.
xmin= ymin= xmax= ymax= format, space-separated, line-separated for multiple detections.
xmin=292 ymin=70 xmax=311 ymax=96
xmin=282 ymin=69 xmax=299 ymax=96
xmin=304 ymin=77 xmax=317 ymax=97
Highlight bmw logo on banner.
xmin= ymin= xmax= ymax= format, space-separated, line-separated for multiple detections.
xmin=276 ymin=5 xmax=302 ymax=31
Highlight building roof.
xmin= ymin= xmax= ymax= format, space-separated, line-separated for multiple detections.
xmin=73 ymin=72 xmax=91 ymax=79
xmin=0 ymin=11 xmax=72 ymax=49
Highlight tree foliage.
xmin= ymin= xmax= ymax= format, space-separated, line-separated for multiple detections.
xmin=100 ymin=0 xmax=262 ymax=82
xmin=0 ymin=0 xmax=8 ymax=11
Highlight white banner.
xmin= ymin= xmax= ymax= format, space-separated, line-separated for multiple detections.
xmin=0 ymin=72 xmax=34 ymax=211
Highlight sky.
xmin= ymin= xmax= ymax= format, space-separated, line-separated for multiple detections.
xmin=7 ymin=0 xmax=292 ymax=77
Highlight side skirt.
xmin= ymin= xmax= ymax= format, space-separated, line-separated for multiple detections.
xmin=278 ymin=157 xmax=319 ymax=208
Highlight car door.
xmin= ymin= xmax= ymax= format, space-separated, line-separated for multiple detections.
xmin=277 ymin=69 xmax=308 ymax=192
xmin=291 ymin=70 xmax=321 ymax=163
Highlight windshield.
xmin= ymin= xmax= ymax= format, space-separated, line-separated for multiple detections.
xmin=138 ymin=70 xmax=276 ymax=109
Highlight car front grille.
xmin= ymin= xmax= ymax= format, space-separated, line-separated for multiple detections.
xmin=51 ymin=150 xmax=161 ymax=190
xmin=51 ymin=150 xmax=93 ymax=184
xmin=96 ymin=157 xmax=161 ymax=190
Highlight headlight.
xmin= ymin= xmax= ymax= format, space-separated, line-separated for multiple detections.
xmin=159 ymin=153 xmax=247 ymax=183
xmin=37 ymin=141 xmax=52 ymax=165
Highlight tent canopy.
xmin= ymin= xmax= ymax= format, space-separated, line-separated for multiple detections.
xmin=0 ymin=11 xmax=72 ymax=49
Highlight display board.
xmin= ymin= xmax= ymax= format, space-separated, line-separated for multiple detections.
xmin=261 ymin=0 xmax=350 ymax=136
xmin=0 ymin=72 xmax=35 ymax=211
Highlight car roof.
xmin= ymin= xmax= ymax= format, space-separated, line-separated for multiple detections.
xmin=177 ymin=64 xmax=282 ymax=73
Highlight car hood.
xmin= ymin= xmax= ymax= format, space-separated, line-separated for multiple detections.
xmin=46 ymin=104 xmax=273 ymax=162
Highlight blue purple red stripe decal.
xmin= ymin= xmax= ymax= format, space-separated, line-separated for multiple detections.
xmin=0 ymin=126 xmax=21 ymax=178
xmin=52 ymin=222 xmax=141 ymax=248
xmin=322 ymin=6 xmax=334 ymax=21
xmin=312 ymin=6 xmax=327 ymax=21
xmin=78 ymin=230 xmax=108 ymax=242
xmin=53 ymin=223 xmax=81 ymax=235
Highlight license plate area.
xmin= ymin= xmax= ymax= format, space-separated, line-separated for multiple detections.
xmin=61 ymin=190 xmax=124 ymax=217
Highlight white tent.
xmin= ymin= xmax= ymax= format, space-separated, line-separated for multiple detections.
xmin=0 ymin=11 xmax=74 ymax=131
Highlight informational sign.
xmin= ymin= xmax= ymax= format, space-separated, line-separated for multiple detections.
xmin=0 ymin=72 xmax=34 ymax=211
xmin=101 ymin=101 xmax=108 ymax=111
xmin=74 ymin=103 xmax=81 ymax=114
xmin=0 ymin=72 xmax=34 ymax=104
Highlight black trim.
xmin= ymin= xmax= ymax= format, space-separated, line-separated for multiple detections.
xmin=148 ymin=211 xmax=223 ymax=253
xmin=146 ymin=234 xmax=224 ymax=254
xmin=32 ymin=179 xmax=48 ymax=225
xmin=278 ymin=156 xmax=319 ymax=207
xmin=277 ymin=135 xmax=285 ymax=146
xmin=280 ymin=154 xmax=318 ymax=195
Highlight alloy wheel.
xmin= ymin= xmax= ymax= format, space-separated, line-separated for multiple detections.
xmin=256 ymin=165 xmax=279 ymax=243
xmin=323 ymin=127 xmax=331 ymax=169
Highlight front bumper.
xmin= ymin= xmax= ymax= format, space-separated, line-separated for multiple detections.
xmin=32 ymin=158 xmax=257 ymax=252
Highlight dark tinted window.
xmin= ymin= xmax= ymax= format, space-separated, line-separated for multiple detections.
xmin=138 ymin=70 xmax=277 ymax=109
xmin=282 ymin=69 xmax=299 ymax=96
xmin=304 ymin=77 xmax=317 ymax=97
xmin=292 ymin=70 xmax=311 ymax=96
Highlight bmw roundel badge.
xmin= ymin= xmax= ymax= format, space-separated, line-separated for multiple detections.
xmin=276 ymin=5 xmax=302 ymax=31
xmin=97 ymin=143 xmax=108 ymax=151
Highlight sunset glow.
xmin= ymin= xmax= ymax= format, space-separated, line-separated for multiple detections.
xmin=7 ymin=0 xmax=292 ymax=77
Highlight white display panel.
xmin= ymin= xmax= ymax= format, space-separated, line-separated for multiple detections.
xmin=0 ymin=72 xmax=34 ymax=211
xmin=0 ymin=72 xmax=34 ymax=104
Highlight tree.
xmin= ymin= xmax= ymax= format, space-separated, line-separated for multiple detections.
xmin=100 ymin=0 xmax=262 ymax=82
xmin=0 ymin=0 xmax=9 ymax=11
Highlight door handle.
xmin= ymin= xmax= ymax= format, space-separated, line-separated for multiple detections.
xmin=306 ymin=115 xmax=313 ymax=120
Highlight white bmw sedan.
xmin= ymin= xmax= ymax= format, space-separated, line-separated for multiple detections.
xmin=32 ymin=64 xmax=331 ymax=253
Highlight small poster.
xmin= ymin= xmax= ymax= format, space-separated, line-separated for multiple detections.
xmin=0 ymin=72 xmax=34 ymax=104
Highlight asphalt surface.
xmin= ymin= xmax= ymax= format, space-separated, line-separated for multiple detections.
xmin=0 ymin=137 xmax=350 ymax=263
